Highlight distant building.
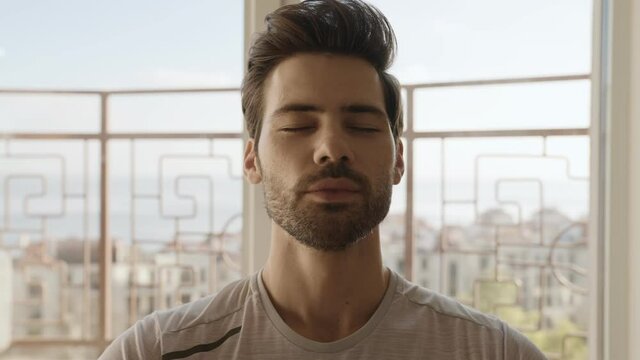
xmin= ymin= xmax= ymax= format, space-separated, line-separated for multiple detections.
xmin=380 ymin=207 xmax=589 ymax=331
xmin=9 ymin=207 xmax=588 ymax=340
xmin=11 ymin=232 xmax=243 ymax=340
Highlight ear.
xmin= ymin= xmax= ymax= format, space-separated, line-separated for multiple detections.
xmin=243 ymin=138 xmax=262 ymax=184
xmin=393 ymin=139 xmax=405 ymax=185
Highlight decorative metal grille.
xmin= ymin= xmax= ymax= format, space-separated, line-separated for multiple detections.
xmin=0 ymin=74 xmax=591 ymax=359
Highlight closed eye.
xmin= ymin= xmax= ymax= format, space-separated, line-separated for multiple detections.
xmin=349 ymin=127 xmax=380 ymax=133
xmin=279 ymin=126 xmax=380 ymax=133
xmin=280 ymin=127 xmax=314 ymax=133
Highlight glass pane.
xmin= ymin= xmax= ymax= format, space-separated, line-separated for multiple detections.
xmin=0 ymin=94 xmax=101 ymax=133
xmin=0 ymin=139 xmax=101 ymax=340
xmin=370 ymin=0 xmax=593 ymax=83
xmin=414 ymin=80 xmax=591 ymax=131
xmin=0 ymin=0 xmax=245 ymax=352
xmin=0 ymin=1 xmax=243 ymax=88
xmin=108 ymin=139 xmax=243 ymax=335
xmin=413 ymin=136 xmax=590 ymax=357
xmin=109 ymin=92 xmax=243 ymax=133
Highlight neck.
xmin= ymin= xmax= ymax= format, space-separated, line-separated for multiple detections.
xmin=261 ymin=224 xmax=389 ymax=342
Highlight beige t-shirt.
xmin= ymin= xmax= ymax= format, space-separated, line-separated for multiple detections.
xmin=99 ymin=270 xmax=547 ymax=359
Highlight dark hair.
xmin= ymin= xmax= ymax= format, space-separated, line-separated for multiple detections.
xmin=241 ymin=0 xmax=403 ymax=145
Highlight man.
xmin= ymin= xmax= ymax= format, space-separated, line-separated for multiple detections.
xmin=100 ymin=1 xmax=547 ymax=358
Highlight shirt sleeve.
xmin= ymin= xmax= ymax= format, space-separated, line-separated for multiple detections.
xmin=502 ymin=322 xmax=548 ymax=360
xmin=98 ymin=313 xmax=162 ymax=360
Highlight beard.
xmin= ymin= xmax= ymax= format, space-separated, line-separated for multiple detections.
xmin=261 ymin=160 xmax=393 ymax=251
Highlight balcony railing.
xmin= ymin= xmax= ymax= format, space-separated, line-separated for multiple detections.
xmin=0 ymin=73 xmax=591 ymax=359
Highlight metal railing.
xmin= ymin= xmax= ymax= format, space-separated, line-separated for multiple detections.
xmin=0 ymin=73 xmax=591 ymax=358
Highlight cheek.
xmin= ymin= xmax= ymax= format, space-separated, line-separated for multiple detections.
xmin=267 ymin=136 xmax=307 ymax=164
xmin=259 ymin=147 xmax=298 ymax=183
xmin=359 ymin=141 xmax=394 ymax=168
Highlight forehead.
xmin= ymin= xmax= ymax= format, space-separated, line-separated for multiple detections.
xmin=263 ymin=53 xmax=385 ymax=114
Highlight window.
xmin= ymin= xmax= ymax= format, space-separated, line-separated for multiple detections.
xmin=0 ymin=1 xmax=617 ymax=359
xmin=0 ymin=0 xmax=244 ymax=350
xmin=181 ymin=294 xmax=191 ymax=304
xmin=369 ymin=0 xmax=593 ymax=358
xmin=29 ymin=308 xmax=42 ymax=320
xmin=28 ymin=283 xmax=42 ymax=298
xmin=180 ymin=269 xmax=192 ymax=285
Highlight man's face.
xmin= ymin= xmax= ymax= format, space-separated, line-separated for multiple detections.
xmin=244 ymin=53 xmax=404 ymax=251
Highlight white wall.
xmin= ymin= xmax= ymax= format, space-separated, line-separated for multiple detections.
xmin=0 ymin=250 xmax=12 ymax=353
xmin=603 ymin=0 xmax=640 ymax=358
xmin=241 ymin=0 xmax=300 ymax=275
xmin=628 ymin=0 xmax=640 ymax=357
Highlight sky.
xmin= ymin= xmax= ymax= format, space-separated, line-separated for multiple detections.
xmin=0 ymin=0 xmax=593 ymax=132
xmin=0 ymin=0 xmax=244 ymax=88
xmin=0 ymin=0 xmax=594 ymax=238
xmin=0 ymin=0 xmax=593 ymax=133
xmin=372 ymin=0 xmax=592 ymax=82
xmin=0 ymin=0 xmax=593 ymax=87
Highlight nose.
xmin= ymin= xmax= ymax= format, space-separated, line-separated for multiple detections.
xmin=312 ymin=123 xmax=354 ymax=166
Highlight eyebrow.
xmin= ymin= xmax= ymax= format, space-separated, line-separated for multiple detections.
xmin=271 ymin=103 xmax=387 ymax=119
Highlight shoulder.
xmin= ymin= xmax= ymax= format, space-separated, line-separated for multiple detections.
xmin=394 ymin=275 xmax=504 ymax=331
xmin=391 ymin=274 xmax=547 ymax=359
xmin=156 ymin=275 xmax=254 ymax=333
xmin=98 ymin=275 xmax=256 ymax=360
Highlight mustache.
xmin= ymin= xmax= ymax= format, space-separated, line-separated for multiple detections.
xmin=295 ymin=162 xmax=369 ymax=194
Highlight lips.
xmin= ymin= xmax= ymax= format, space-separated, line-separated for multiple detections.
xmin=306 ymin=178 xmax=360 ymax=193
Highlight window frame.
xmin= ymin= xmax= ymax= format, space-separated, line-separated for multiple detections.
xmin=591 ymin=0 xmax=640 ymax=359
